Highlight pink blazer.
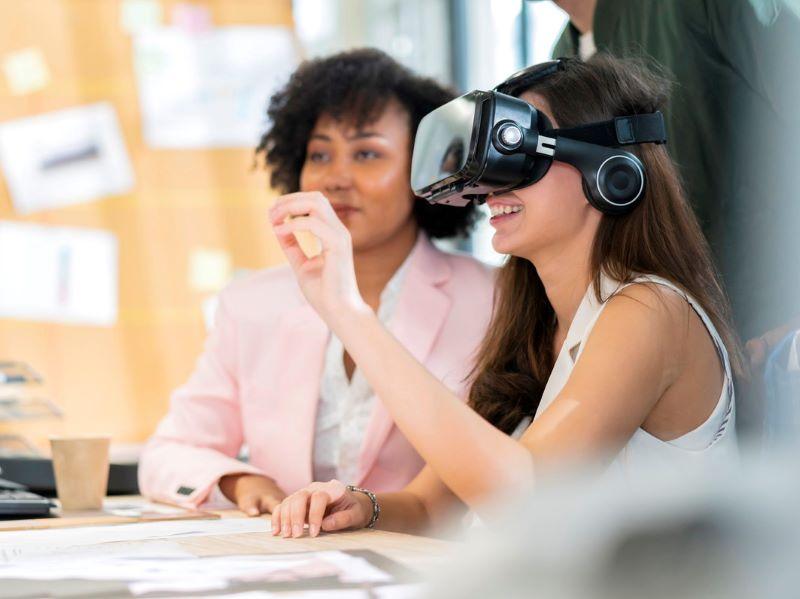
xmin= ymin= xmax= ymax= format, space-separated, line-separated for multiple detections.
xmin=139 ymin=235 xmax=495 ymax=508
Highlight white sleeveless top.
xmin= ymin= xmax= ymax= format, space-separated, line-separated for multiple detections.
xmin=517 ymin=273 xmax=737 ymax=484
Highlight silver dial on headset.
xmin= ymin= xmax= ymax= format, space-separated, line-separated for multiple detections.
xmin=499 ymin=124 xmax=522 ymax=147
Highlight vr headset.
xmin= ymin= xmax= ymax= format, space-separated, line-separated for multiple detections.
xmin=410 ymin=59 xmax=667 ymax=215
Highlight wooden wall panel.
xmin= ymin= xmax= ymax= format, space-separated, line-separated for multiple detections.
xmin=0 ymin=0 xmax=294 ymax=449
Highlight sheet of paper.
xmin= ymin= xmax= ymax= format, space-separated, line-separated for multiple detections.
xmin=121 ymin=0 xmax=164 ymax=34
xmin=0 ymin=540 xmax=193 ymax=568
xmin=2 ymin=47 xmax=50 ymax=95
xmin=0 ymin=222 xmax=118 ymax=326
xmin=0 ymin=550 xmax=391 ymax=594
xmin=103 ymin=497 xmax=200 ymax=518
xmin=133 ymin=26 xmax=297 ymax=147
xmin=205 ymin=592 xmax=368 ymax=599
xmin=223 ymin=592 xmax=425 ymax=599
xmin=130 ymin=576 xmax=229 ymax=596
xmin=0 ymin=517 xmax=270 ymax=562
xmin=177 ymin=594 xmax=292 ymax=599
xmin=0 ymin=102 xmax=134 ymax=214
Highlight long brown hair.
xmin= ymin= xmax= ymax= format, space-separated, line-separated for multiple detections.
xmin=468 ymin=55 xmax=745 ymax=434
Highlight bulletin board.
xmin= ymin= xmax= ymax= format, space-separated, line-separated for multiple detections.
xmin=0 ymin=0 xmax=295 ymax=450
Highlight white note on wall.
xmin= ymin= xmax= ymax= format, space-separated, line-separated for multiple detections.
xmin=2 ymin=47 xmax=51 ymax=95
xmin=0 ymin=102 xmax=134 ymax=215
xmin=0 ymin=222 xmax=118 ymax=326
xmin=133 ymin=26 xmax=298 ymax=148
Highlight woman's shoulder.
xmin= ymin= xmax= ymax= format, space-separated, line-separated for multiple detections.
xmin=603 ymin=276 xmax=692 ymax=334
xmin=589 ymin=275 xmax=711 ymax=378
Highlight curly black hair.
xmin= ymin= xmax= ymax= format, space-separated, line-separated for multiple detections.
xmin=255 ymin=47 xmax=479 ymax=239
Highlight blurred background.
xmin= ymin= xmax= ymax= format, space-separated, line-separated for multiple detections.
xmin=0 ymin=0 xmax=567 ymax=455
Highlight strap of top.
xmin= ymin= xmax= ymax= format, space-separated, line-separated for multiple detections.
xmin=624 ymin=275 xmax=732 ymax=378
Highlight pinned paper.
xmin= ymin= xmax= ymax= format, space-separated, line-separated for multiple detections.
xmin=200 ymin=268 xmax=252 ymax=331
xmin=133 ymin=26 xmax=297 ymax=147
xmin=2 ymin=47 xmax=50 ymax=95
xmin=188 ymin=248 xmax=232 ymax=293
xmin=120 ymin=0 xmax=163 ymax=34
xmin=0 ymin=222 xmax=118 ymax=326
xmin=171 ymin=3 xmax=212 ymax=33
xmin=0 ymin=102 xmax=134 ymax=214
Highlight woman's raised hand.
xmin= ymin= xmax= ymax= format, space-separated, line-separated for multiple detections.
xmin=271 ymin=479 xmax=372 ymax=538
xmin=269 ymin=192 xmax=369 ymax=325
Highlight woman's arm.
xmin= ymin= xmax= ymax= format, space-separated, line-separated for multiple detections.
xmin=272 ymin=465 xmax=465 ymax=537
xmin=519 ymin=285 xmax=690 ymax=462
xmin=329 ymin=305 xmax=536 ymax=500
xmin=377 ymin=465 xmax=468 ymax=533
xmin=270 ymin=193 xmax=688 ymax=510
xmin=326 ymin=286 xmax=686 ymax=498
xmin=270 ymin=193 xmax=534 ymax=507
xmin=139 ymin=293 xmax=278 ymax=509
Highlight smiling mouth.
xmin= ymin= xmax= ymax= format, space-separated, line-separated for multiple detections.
xmin=489 ymin=204 xmax=523 ymax=220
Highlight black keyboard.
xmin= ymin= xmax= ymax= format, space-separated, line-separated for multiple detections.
xmin=0 ymin=488 xmax=53 ymax=517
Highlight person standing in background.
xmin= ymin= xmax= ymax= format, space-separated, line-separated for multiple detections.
xmin=538 ymin=0 xmax=800 ymax=364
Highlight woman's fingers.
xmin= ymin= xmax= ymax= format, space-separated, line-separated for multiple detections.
xmin=271 ymin=503 xmax=282 ymax=536
xmin=321 ymin=507 xmax=360 ymax=532
xmin=307 ymin=490 xmax=331 ymax=537
xmin=289 ymin=491 xmax=311 ymax=538
xmin=238 ymin=493 xmax=261 ymax=517
xmin=273 ymin=216 xmax=347 ymax=251
xmin=280 ymin=496 xmax=292 ymax=538
xmin=273 ymin=225 xmax=308 ymax=272
xmin=271 ymin=481 xmax=350 ymax=538
xmin=270 ymin=193 xmax=340 ymax=228
xmin=259 ymin=494 xmax=282 ymax=515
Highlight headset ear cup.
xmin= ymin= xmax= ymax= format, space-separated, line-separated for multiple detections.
xmin=552 ymin=137 xmax=645 ymax=216
xmin=595 ymin=154 xmax=645 ymax=215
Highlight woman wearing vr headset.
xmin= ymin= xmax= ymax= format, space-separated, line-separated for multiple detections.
xmin=139 ymin=49 xmax=493 ymax=515
xmin=269 ymin=55 xmax=744 ymax=538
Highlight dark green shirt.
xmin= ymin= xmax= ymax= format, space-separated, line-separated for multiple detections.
xmin=553 ymin=0 xmax=800 ymax=339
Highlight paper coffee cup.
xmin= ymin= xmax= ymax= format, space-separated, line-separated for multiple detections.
xmin=49 ymin=435 xmax=110 ymax=511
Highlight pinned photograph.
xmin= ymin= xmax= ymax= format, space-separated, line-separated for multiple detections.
xmin=0 ymin=102 xmax=135 ymax=215
xmin=0 ymin=222 xmax=118 ymax=326
xmin=133 ymin=26 xmax=298 ymax=148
